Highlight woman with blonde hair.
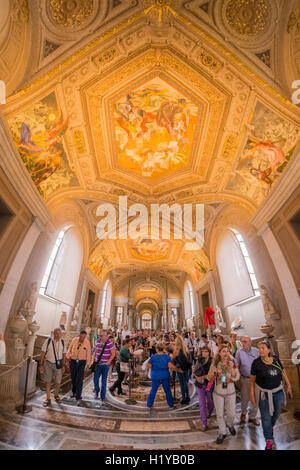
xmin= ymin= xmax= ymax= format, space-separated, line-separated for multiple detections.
xmin=173 ymin=335 xmax=192 ymax=404
xmin=208 ymin=343 xmax=240 ymax=444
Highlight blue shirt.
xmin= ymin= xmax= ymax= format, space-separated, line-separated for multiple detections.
xmin=235 ymin=347 xmax=259 ymax=377
xmin=148 ymin=353 xmax=171 ymax=380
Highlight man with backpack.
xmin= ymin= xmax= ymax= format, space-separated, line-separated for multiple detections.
xmin=39 ymin=327 xmax=67 ymax=407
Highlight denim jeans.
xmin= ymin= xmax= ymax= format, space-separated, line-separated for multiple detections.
xmin=147 ymin=377 xmax=173 ymax=408
xmin=93 ymin=363 xmax=110 ymax=400
xmin=177 ymin=370 xmax=190 ymax=400
xmin=259 ymin=389 xmax=284 ymax=442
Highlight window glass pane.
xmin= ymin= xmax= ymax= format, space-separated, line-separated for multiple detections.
xmin=239 ymin=242 xmax=249 ymax=257
xmin=244 ymin=257 xmax=254 ymax=273
xmin=250 ymin=273 xmax=259 ymax=289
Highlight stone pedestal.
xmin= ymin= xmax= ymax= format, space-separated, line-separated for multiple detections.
xmin=19 ymin=360 xmax=38 ymax=397
xmin=276 ymin=336 xmax=300 ymax=420
xmin=5 ymin=337 xmax=25 ymax=365
xmin=0 ymin=364 xmax=24 ymax=409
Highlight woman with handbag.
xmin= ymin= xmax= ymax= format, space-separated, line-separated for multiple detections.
xmin=250 ymin=340 xmax=293 ymax=450
xmin=194 ymin=346 xmax=214 ymax=431
xmin=109 ymin=339 xmax=132 ymax=396
xmin=207 ymin=344 xmax=240 ymax=444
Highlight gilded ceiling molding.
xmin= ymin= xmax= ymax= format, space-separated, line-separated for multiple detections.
xmin=5 ymin=7 xmax=293 ymax=112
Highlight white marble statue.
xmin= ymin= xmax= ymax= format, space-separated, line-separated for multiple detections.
xmin=71 ymin=303 xmax=80 ymax=326
xmin=23 ymin=282 xmax=37 ymax=310
xmin=259 ymin=285 xmax=276 ymax=324
xmin=231 ymin=316 xmax=242 ymax=330
xmin=216 ymin=305 xmax=226 ymax=328
xmin=84 ymin=304 xmax=92 ymax=325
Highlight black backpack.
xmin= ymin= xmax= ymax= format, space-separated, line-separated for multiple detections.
xmin=45 ymin=337 xmax=65 ymax=354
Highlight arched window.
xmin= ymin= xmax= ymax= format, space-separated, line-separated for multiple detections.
xmin=216 ymin=228 xmax=264 ymax=337
xmin=230 ymin=228 xmax=259 ymax=294
xmin=39 ymin=226 xmax=71 ymax=297
xmin=36 ymin=225 xmax=83 ymax=335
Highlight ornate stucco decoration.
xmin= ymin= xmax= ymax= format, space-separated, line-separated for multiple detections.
xmin=10 ymin=0 xmax=29 ymax=23
xmin=48 ymin=0 xmax=94 ymax=28
xmin=225 ymin=0 xmax=270 ymax=36
xmin=143 ymin=0 xmax=178 ymax=24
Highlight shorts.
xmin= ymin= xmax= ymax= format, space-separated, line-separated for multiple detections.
xmin=43 ymin=360 xmax=63 ymax=385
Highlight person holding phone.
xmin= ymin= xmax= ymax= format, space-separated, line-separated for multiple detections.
xmin=250 ymin=340 xmax=293 ymax=450
xmin=208 ymin=344 xmax=240 ymax=444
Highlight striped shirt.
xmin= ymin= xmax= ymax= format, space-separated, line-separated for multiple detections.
xmin=95 ymin=339 xmax=114 ymax=364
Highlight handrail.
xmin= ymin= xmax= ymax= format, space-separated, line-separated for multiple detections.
xmin=0 ymin=354 xmax=40 ymax=379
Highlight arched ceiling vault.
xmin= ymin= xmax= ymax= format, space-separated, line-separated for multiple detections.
xmin=2 ymin=0 xmax=300 ymax=285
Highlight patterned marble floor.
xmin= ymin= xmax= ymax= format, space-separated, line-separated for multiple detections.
xmin=0 ymin=372 xmax=299 ymax=450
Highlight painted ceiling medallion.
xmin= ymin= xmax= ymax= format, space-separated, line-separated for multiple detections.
xmin=49 ymin=0 xmax=94 ymax=28
xmin=225 ymin=0 xmax=269 ymax=36
xmin=111 ymin=76 xmax=201 ymax=180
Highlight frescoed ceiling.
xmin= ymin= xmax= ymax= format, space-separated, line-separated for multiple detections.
xmin=2 ymin=0 xmax=300 ymax=283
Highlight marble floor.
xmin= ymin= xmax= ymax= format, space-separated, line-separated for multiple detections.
xmin=0 ymin=372 xmax=299 ymax=450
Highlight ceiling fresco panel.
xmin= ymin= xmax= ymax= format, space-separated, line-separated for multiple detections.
xmin=8 ymin=91 xmax=79 ymax=198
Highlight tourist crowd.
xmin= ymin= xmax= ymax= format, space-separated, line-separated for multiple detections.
xmin=39 ymin=326 xmax=293 ymax=450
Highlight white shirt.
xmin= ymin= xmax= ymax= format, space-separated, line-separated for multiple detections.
xmin=122 ymin=329 xmax=130 ymax=340
xmin=42 ymin=338 xmax=66 ymax=363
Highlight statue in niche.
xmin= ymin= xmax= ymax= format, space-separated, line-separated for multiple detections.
xmin=23 ymin=282 xmax=38 ymax=310
xmin=84 ymin=304 xmax=92 ymax=325
xmin=71 ymin=303 xmax=80 ymax=326
xmin=259 ymin=285 xmax=277 ymax=324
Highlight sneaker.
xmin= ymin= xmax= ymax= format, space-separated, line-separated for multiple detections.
xmin=265 ymin=441 xmax=273 ymax=450
xmin=240 ymin=414 xmax=246 ymax=424
xmin=70 ymin=393 xmax=76 ymax=398
xmin=228 ymin=426 xmax=236 ymax=436
xmin=94 ymin=393 xmax=99 ymax=399
xmin=216 ymin=434 xmax=226 ymax=444
xmin=201 ymin=425 xmax=208 ymax=432
xmin=43 ymin=399 xmax=51 ymax=407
